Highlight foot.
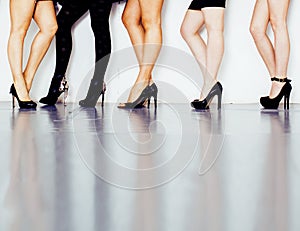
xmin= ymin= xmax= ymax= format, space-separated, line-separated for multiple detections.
xmin=269 ymin=81 xmax=286 ymax=99
xmin=14 ymin=82 xmax=31 ymax=101
xmin=79 ymin=99 xmax=97 ymax=108
xmin=118 ymin=81 xmax=150 ymax=108
xmin=199 ymin=79 xmax=217 ymax=101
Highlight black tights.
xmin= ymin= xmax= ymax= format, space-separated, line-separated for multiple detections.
xmin=54 ymin=0 xmax=112 ymax=84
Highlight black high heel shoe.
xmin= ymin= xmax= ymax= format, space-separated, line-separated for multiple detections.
xmin=39 ymin=75 xmax=69 ymax=106
xmin=9 ymin=84 xmax=37 ymax=109
xmin=79 ymin=81 xmax=106 ymax=108
xmin=191 ymin=82 xmax=223 ymax=110
xmin=118 ymin=83 xmax=158 ymax=109
xmin=260 ymin=77 xmax=292 ymax=110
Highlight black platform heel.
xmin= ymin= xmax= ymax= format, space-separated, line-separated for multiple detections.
xmin=39 ymin=75 xmax=68 ymax=106
xmin=191 ymin=82 xmax=223 ymax=110
xmin=10 ymin=84 xmax=37 ymax=109
xmin=260 ymin=77 xmax=292 ymax=110
xmin=118 ymin=83 xmax=158 ymax=109
xmin=79 ymin=81 xmax=106 ymax=108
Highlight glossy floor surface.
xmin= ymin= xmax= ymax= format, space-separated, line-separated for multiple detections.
xmin=0 ymin=102 xmax=300 ymax=231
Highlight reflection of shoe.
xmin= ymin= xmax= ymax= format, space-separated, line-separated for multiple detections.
xmin=39 ymin=75 xmax=68 ymax=105
xmin=260 ymin=77 xmax=292 ymax=110
xmin=79 ymin=81 xmax=106 ymax=108
xmin=118 ymin=83 xmax=158 ymax=109
xmin=10 ymin=84 xmax=37 ymax=109
xmin=191 ymin=82 xmax=223 ymax=110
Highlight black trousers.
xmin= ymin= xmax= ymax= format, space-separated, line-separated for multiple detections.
xmin=54 ymin=0 xmax=112 ymax=85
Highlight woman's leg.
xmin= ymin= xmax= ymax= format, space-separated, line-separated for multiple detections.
xmin=79 ymin=0 xmax=112 ymax=107
xmin=125 ymin=0 xmax=164 ymax=103
xmin=122 ymin=0 xmax=144 ymax=64
xmin=201 ymin=8 xmax=224 ymax=98
xmin=268 ymin=0 xmax=290 ymax=98
xmin=7 ymin=0 xmax=35 ymax=101
xmin=181 ymin=8 xmax=224 ymax=100
xmin=39 ymin=2 xmax=89 ymax=105
xmin=180 ymin=10 xmax=206 ymax=78
xmin=54 ymin=2 xmax=89 ymax=77
xmin=23 ymin=0 xmax=58 ymax=91
xmin=250 ymin=0 xmax=276 ymax=78
xmin=89 ymin=0 xmax=112 ymax=67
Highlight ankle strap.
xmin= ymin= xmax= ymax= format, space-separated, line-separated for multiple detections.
xmin=271 ymin=77 xmax=291 ymax=83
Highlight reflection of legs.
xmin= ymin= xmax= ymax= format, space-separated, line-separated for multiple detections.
xmin=79 ymin=0 xmax=112 ymax=107
xmin=7 ymin=0 xmax=36 ymax=101
xmin=121 ymin=0 xmax=163 ymax=104
xmin=40 ymin=2 xmax=88 ymax=105
xmin=23 ymin=1 xmax=57 ymax=91
xmin=181 ymin=8 xmax=224 ymax=100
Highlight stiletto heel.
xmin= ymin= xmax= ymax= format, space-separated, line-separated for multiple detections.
xmin=191 ymin=82 xmax=223 ymax=110
xmin=101 ymin=91 xmax=105 ymax=107
xmin=153 ymin=90 xmax=158 ymax=109
xmin=12 ymin=95 xmax=15 ymax=108
xmin=284 ymin=91 xmax=290 ymax=110
xmin=62 ymin=78 xmax=69 ymax=106
xmin=217 ymin=93 xmax=222 ymax=109
xmin=260 ymin=77 xmax=292 ymax=110
xmin=9 ymin=84 xmax=37 ymax=109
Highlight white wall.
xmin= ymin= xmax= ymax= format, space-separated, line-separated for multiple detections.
xmin=0 ymin=0 xmax=300 ymax=103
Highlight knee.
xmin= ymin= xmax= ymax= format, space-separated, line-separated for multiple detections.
xmin=180 ymin=23 xmax=194 ymax=41
xmin=10 ymin=26 xmax=28 ymax=39
xmin=250 ymin=24 xmax=265 ymax=41
xmin=141 ymin=16 xmax=161 ymax=32
xmin=269 ymin=16 xmax=287 ymax=33
xmin=122 ymin=12 xmax=139 ymax=30
xmin=41 ymin=22 xmax=58 ymax=38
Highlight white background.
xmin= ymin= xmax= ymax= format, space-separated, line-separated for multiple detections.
xmin=0 ymin=0 xmax=300 ymax=103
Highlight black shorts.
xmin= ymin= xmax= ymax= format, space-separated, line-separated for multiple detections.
xmin=188 ymin=0 xmax=226 ymax=10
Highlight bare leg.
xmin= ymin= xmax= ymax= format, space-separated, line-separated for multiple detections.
xmin=180 ymin=10 xmax=206 ymax=78
xmin=23 ymin=1 xmax=57 ymax=91
xmin=121 ymin=0 xmax=164 ymax=104
xmin=7 ymin=0 xmax=35 ymax=101
xmin=122 ymin=0 xmax=144 ymax=64
xmin=250 ymin=0 xmax=276 ymax=77
xmin=202 ymin=7 xmax=224 ymax=98
xmin=181 ymin=8 xmax=224 ymax=100
xmin=268 ymin=0 xmax=290 ymax=98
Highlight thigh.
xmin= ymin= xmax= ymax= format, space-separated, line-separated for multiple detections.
xmin=33 ymin=1 xmax=57 ymax=30
xmin=182 ymin=10 xmax=205 ymax=34
xmin=89 ymin=0 xmax=112 ymax=23
xmin=250 ymin=0 xmax=269 ymax=31
xmin=9 ymin=0 xmax=36 ymax=31
xmin=56 ymin=1 xmax=89 ymax=27
xmin=123 ymin=0 xmax=141 ymax=21
xmin=138 ymin=0 xmax=164 ymax=21
xmin=268 ymin=0 xmax=290 ymax=20
xmin=202 ymin=7 xmax=225 ymax=31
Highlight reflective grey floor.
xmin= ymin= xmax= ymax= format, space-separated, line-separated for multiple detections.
xmin=0 ymin=102 xmax=300 ymax=231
